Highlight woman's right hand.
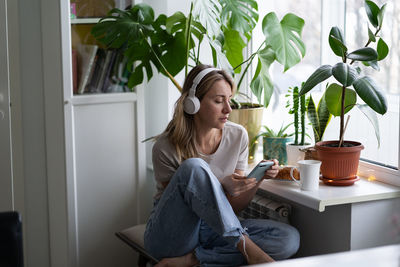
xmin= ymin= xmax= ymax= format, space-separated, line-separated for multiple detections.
xmin=221 ymin=174 xmax=258 ymax=197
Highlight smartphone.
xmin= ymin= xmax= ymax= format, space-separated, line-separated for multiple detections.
xmin=247 ymin=161 xmax=274 ymax=181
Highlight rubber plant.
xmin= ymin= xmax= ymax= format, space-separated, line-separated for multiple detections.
xmin=298 ymin=0 xmax=389 ymax=183
xmin=299 ymin=0 xmax=389 ymax=146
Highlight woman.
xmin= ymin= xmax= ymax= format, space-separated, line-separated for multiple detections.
xmin=144 ymin=64 xmax=300 ymax=267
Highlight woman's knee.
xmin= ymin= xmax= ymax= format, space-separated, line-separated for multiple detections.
xmin=276 ymin=224 xmax=300 ymax=259
xmin=177 ymin=158 xmax=214 ymax=183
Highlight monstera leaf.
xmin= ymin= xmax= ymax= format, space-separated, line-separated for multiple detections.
xmin=221 ymin=0 xmax=258 ymax=34
xmin=262 ymin=12 xmax=305 ymax=71
xmin=250 ymin=47 xmax=275 ymax=106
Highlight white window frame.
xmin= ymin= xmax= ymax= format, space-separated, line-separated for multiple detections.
xmin=251 ymin=0 xmax=400 ymax=186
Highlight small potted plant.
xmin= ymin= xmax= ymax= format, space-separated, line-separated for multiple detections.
xmin=285 ymin=84 xmax=312 ymax=165
xmin=303 ymin=91 xmax=332 ymax=160
xmin=299 ymin=0 xmax=389 ymax=185
xmin=253 ymin=123 xmax=294 ymax=165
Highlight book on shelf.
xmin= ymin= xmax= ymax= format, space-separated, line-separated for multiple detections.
xmin=76 ymin=44 xmax=98 ymax=94
xmin=72 ymin=49 xmax=78 ymax=94
xmin=86 ymin=48 xmax=106 ymax=93
xmin=101 ymin=49 xmax=118 ymax=92
xmin=95 ymin=49 xmax=116 ymax=93
xmin=106 ymin=53 xmax=130 ymax=93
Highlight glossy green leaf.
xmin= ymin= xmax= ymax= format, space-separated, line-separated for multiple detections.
xmin=221 ymin=0 xmax=259 ymax=34
xmin=329 ymin=27 xmax=347 ymax=57
xmin=262 ymin=12 xmax=305 ymax=71
xmin=365 ymin=0 xmax=380 ymax=28
xmin=325 ymin=83 xmax=357 ymax=116
xmin=307 ymin=94 xmax=332 ymax=142
xmin=377 ymin=3 xmax=387 ymax=28
xmin=300 ymin=65 xmax=332 ymax=95
xmin=250 ymin=47 xmax=276 ymax=106
xmin=347 ymin=47 xmax=378 ymax=61
xmin=357 ymin=104 xmax=381 ymax=147
xmin=223 ymin=29 xmax=246 ymax=73
xmin=368 ymin=27 xmax=376 ymax=42
xmin=377 ymin=38 xmax=389 ymax=61
xmin=332 ymin=62 xmax=358 ymax=87
xmin=353 ymin=76 xmax=387 ymax=115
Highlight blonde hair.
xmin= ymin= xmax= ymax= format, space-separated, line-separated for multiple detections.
xmin=161 ymin=64 xmax=235 ymax=162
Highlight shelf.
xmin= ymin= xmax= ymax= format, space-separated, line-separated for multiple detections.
xmin=69 ymin=92 xmax=137 ymax=106
xmin=71 ymin=18 xmax=101 ymax=24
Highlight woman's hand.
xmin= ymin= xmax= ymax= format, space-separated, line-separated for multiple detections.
xmin=262 ymin=159 xmax=279 ymax=180
xmin=221 ymin=174 xmax=258 ymax=197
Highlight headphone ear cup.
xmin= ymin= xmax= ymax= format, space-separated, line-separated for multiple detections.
xmin=183 ymin=96 xmax=200 ymax=114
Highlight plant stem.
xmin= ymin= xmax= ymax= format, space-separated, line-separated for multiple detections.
xmin=300 ymin=93 xmax=306 ymax=145
xmin=350 ymin=27 xmax=381 ymax=65
xmin=338 ymin=115 xmax=351 ymax=147
xmin=293 ymin=87 xmax=299 ymax=145
xmin=185 ymin=2 xmax=194 ymax=79
xmin=339 ymin=85 xmax=346 ymax=145
xmin=235 ymin=42 xmax=265 ymax=90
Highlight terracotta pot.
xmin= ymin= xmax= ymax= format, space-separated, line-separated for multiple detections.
xmin=315 ymin=140 xmax=364 ymax=179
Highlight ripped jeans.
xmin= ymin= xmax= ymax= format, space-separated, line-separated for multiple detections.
xmin=144 ymin=158 xmax=300 ymax=267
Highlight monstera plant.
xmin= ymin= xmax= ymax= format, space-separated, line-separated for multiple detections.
xmin=91 ymin=0 xmax=259 ymax=92
xmin=299 ymin=0 xmax=389 ymax=185
xmin=92 ymin=1 xmax=306 ymax=162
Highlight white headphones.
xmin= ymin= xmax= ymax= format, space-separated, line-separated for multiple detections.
xmin=183 ymin=67 xmax=219 ymax=114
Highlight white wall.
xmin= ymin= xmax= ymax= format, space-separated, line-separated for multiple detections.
xmin=141 ymin=0 xmax=190 ymax=222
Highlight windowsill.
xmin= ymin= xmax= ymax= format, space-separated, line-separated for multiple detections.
xmin=250 ymin=149 xmax=400 ymax=212
xmin=258 ymin=177 xmax=400 ymax=212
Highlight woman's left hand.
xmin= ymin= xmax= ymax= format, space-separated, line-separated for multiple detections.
xmin=262 ymin=159 xmax=279 ymax=179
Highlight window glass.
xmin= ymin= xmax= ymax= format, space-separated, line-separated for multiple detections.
xmin=253 ymin=0 xmax=399 ymax=170
xmin=253 ymin=0 xmax=322 ymax=132
xmin=326 ymin=0 xmax=399 ymax=168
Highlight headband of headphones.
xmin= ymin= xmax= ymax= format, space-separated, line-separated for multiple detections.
xmin=188 ymin=67 xmax=220 ymax=97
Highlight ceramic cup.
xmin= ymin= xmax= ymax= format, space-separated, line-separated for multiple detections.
xmin=290 ymin=160 xmax=322 ymax=191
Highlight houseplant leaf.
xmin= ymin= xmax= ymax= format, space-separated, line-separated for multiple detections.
xmin=325 ymin=83 xmax=357 ymax=116
xmin=262 ymin=12 xmax=305 ymax=71
xmin=307 ymin=95 xmax=321 ymax=142
xmin=377 ymin=3 xmax=387 ymax=28
xmin=332 ymin=62 xmax=358 ymax=87
xmin=316 ymin=93 xmax=332 ymax=142
xmin=357 ymin=104 xmax=381 ymax=147
xmin=223 ymin=29 xmax=246 ymax=73
xmin=365 ymin=0 xmax=380 ymax=28
xmin=329 ymin=27 xmax=347 ymax=57
xmin=368 ymin=27 xmax=376 ymax=42
xmin=347 ymin=47 xmax=378 ymax=61
xmin=192 ymin=0 xmax=222 ymax=38
xmin=250 ymin=46 xmax=275 ymax=106
xmin=352 ymin=76 xmax=387 ymax=115
xmin=300 ymin=65 xmax=332 ymax=95
xmin=377 ymin=38 xmax=389 ymax=60
xmin=221 ymin=0 xmax=259 ymax=34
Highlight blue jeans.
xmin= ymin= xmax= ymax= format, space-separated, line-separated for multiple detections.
xmin=144 ymin=158 xmax=300 ymax=266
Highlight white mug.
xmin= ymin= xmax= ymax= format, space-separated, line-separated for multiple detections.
xmin=290 ymin=160 xmax=322 ymax=191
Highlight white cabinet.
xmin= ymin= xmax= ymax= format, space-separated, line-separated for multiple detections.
xmin=61 ymin=1 xmax=146 ymax=266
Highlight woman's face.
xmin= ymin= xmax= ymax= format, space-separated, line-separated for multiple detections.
xmin=195 ymin=79 xmax=232 ymax=130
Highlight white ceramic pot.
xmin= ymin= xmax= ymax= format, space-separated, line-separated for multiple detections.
xmin=286 ymin=143 xmax=312 ymax=166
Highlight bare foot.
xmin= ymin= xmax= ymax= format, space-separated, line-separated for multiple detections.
xmin=237 ymin=235 xmax=275 ymax=265
xmin=154 ymin=251 xmax=199 ymax=267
